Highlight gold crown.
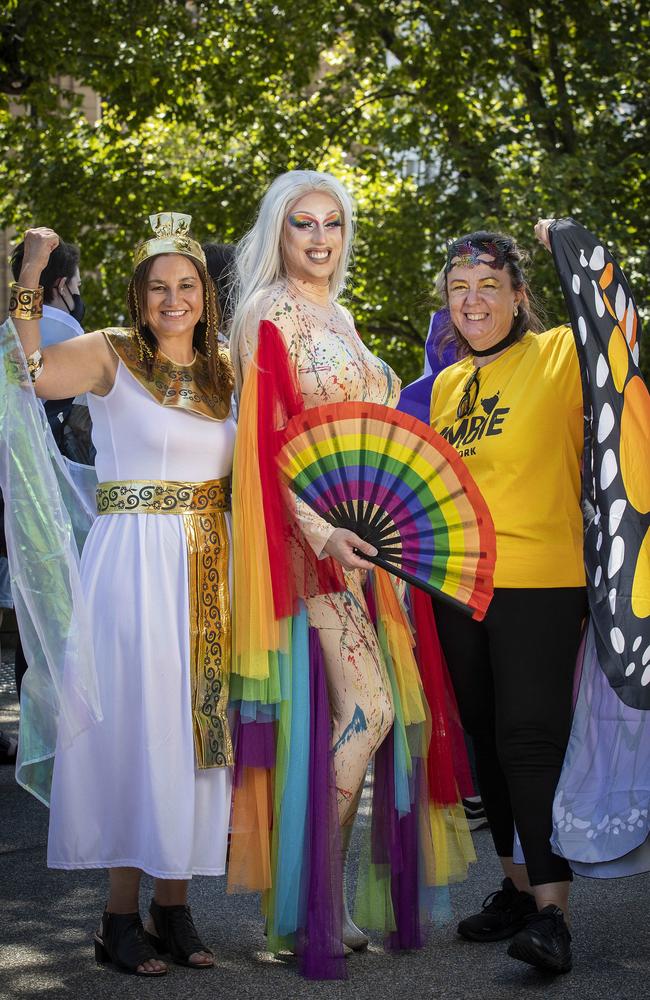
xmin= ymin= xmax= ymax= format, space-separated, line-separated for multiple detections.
xmin=133 ymin=212 xmax=206 ymax=271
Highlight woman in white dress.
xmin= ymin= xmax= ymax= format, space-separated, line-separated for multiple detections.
xmin=10 ymin=215 xmax=236 ymax=976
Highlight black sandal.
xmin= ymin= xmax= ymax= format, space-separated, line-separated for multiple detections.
xmin=94 ymin=909 xmax=167 ymax=976
xmin=146 ymin=899 xmax=214 ymax=969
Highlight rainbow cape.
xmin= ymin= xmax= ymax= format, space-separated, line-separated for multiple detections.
xmin=227 ymin=320 xmax=475 ymax=979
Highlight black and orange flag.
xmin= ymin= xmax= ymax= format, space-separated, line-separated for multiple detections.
xmin=550 ymin=219 xmax=650 ymax=708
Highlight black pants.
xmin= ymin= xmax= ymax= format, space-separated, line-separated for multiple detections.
xmin=434 ymin=587 xmax=587 ymax=886
xmin=14 ymin=635 xmax=28 ymax=701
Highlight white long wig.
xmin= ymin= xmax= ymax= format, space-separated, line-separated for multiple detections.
xmin=229 ymin=169 xmax=356 ymax=394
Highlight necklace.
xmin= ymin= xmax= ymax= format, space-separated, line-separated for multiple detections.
xmin=469 ymin=330 xmax=516 ymax=358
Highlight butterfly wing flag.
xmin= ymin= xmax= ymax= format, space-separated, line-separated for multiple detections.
xmin=549 ymin=218 xmax=650 ymax=709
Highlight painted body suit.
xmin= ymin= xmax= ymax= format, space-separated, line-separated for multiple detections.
xmin=246 ymin=283 xmax=400 ymax=823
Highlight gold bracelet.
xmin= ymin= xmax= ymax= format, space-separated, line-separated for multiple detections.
xmin=9 ymin=283 xmax=44 ymax=321
xmin=25 ymin=349 xmax=44 ymax=383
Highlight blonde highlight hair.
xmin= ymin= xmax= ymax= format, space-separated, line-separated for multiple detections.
xmin=229 ymin=169 xmax=356 ymax=395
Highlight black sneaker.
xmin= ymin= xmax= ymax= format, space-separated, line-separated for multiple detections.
xmin=507 ymin=904 xmax=572 ymax=974
xmin=0 ymin=732 xmax=17 ymax=766
xmin=457 ymin=877 xmax=537 ymax=942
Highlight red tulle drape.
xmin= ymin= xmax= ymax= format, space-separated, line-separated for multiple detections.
xmin=256 ymin=319 xmax=344 ymax=620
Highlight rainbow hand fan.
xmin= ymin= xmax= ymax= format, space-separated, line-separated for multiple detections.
xmin=277 ymin=401 xmax=495 ymax=620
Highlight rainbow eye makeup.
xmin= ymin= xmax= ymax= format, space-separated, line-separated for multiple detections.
xmin=288 ymin=211 xmax=342 ymax=230
xmin=289 ymin=213 xmax=316 ymax=229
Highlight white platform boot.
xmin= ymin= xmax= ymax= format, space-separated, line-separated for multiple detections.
xmin=341 ymin=823 xmax=369 ymax=952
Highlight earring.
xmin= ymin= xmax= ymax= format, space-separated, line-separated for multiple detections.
xmin=513 ymin=304 xmax=519 ymax=317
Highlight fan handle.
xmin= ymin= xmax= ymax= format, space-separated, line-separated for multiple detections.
xmin=352 ymin=548 xmax=475 ymax=618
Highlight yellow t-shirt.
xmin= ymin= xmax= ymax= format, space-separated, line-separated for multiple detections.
xmin=430 ymin=326 xmax=585 ymax=588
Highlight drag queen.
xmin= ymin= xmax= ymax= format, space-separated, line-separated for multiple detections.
xmin=9 ymin=216 xmax=235 ymax=976
xmin=226 ymin=170 xmax=474 ymax=979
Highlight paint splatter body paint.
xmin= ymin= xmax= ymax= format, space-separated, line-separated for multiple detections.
xmin=262 ymin=282 xmax=400 ymax=821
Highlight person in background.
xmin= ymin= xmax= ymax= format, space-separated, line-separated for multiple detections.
xmin=8 ymin=237 xmax=93 ymax=701
xmin=202 ymin=242 xmax=235 ymax=332
xmin=10 ymin=238 xmax=85 ymax=452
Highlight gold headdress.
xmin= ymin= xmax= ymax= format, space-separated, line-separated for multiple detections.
xmin=128 ymin=211 xmax=221 ymax=366
xmin=133 ymin=212 xmax=207 ymax=271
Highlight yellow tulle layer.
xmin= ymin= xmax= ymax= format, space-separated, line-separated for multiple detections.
xmin=232 ymin=366 xmax=284 ymax=679
xmin=374 ymin=569 xmax=427 ymax=728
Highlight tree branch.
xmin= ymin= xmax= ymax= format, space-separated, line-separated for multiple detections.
xmin=501 ymin=0 xmax=563 ymax=151
xmin=542 ymin=0 xmax=577 ymax=154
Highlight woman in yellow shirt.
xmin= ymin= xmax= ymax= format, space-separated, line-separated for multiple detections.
xmin=429 ymin=224 xmax=586 ymax=975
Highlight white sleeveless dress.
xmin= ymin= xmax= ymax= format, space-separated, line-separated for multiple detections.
xmin=47 ymin=355 xmax=235 ymax=878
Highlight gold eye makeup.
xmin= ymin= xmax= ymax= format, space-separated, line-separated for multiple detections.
xmin=449 ymin=278 xmax=500 ymax=292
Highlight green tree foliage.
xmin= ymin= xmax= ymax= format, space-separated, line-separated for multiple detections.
xmin=1 ymin=0 xmax=648 ymax=383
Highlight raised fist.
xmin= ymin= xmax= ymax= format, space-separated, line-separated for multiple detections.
xmin=22 ymin=227 xmax=60 ymax=272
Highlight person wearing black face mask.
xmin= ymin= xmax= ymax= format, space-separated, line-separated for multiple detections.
xmin=10 ymin=236 xmax=85 ymax=351
xmin=9 ymin=236 xmax=94 ymax=457
xmin=56 ymin=273 xmax=86 ymax=326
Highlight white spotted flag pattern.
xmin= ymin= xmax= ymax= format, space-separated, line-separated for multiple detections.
xmin=550 ymin=218 xmax=650 ymax=708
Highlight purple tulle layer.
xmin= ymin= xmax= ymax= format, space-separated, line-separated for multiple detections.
xmin=373 ymin=728 xmax=423 ymax=951
xmin=298 ymin=627 xmax=346 ymax=979
xmin=232 ymin=715 xmax=275 ymax=786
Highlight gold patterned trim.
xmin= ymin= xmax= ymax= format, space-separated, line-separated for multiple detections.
xmin=96 ymin=476 xmax=233 ymax=768
xmin=9 ymin=283 xmax=44 ymax=321
xmin=184 ymin=509 xmax=233 ymax=768
xmin=96 ymin=478 xmax=231 ymax=515
xmin=101 ymin=328 xmax=231 ymax=422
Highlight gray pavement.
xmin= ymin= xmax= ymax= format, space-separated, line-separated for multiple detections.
xmin=1 ymin=652 xmax=649 ymax=1000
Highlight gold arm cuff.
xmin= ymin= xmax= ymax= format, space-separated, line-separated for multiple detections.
xmin=9 ymin=283 xmax=44 ymax=321
xmin=96 ymin=477 xmax=231 ymax=515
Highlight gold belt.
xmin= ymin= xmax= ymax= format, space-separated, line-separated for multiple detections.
xmin=96 ymin=477 xmax=231 ymax=515
xmin=95 ymin=476 xmax=233 ymax=769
